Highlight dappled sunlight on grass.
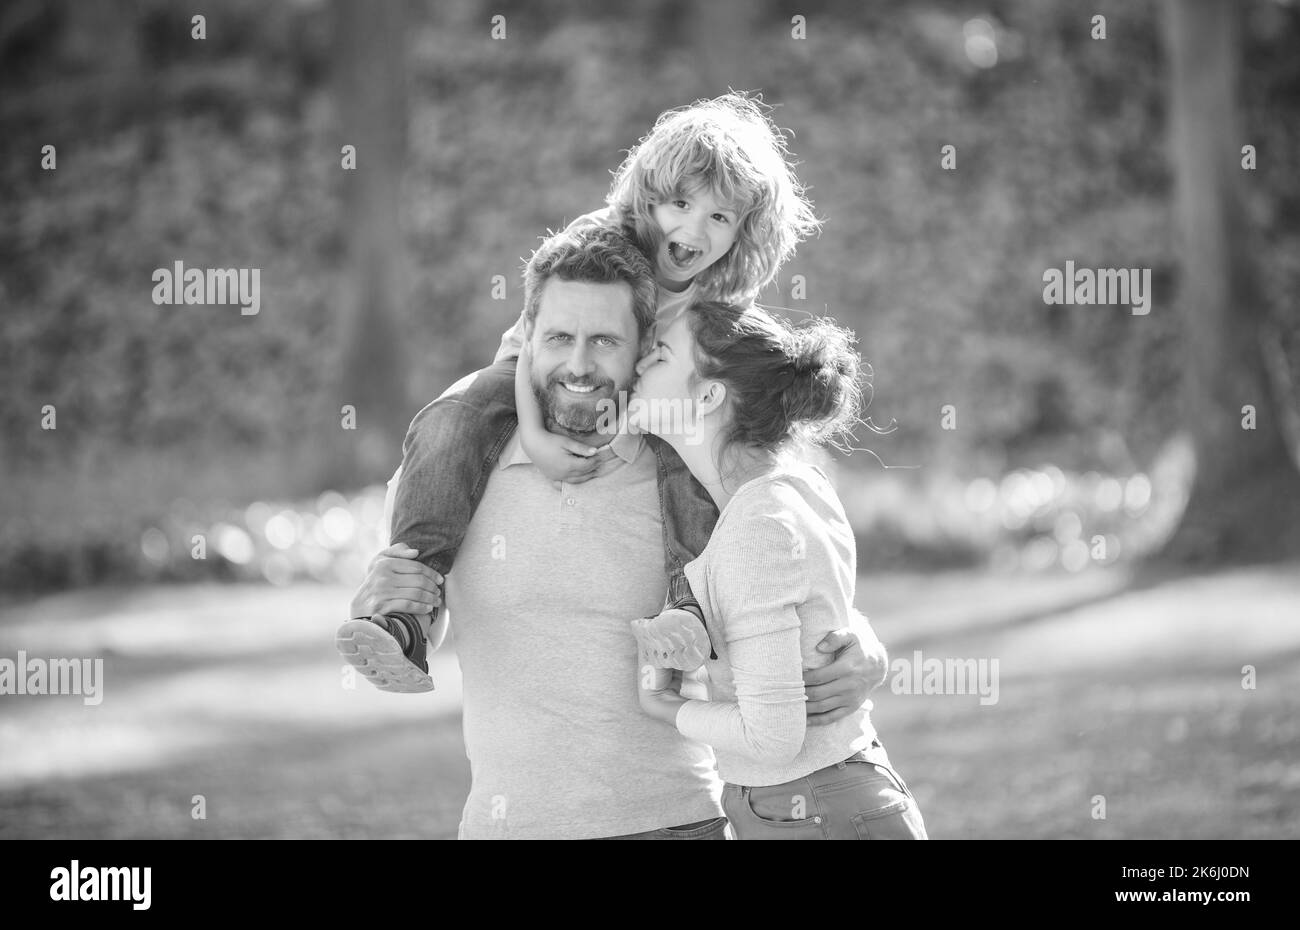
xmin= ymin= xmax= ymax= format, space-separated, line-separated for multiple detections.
xmin=2 ymin=563 xmax=1298 ymax=838
xmin=0 ymin=584 xmax=463 ymax=796
xmin=864 ymin=565 xmax=1300 ymax=839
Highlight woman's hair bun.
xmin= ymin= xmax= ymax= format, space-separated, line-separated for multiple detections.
xmin=780 ymin=319 xmax=862 ymax=442
xmin=687 ymin=301 xmax=865 ymax=453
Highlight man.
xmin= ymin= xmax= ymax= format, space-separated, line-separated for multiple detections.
xmin=349 ymin=225 xmax=886 ymax=839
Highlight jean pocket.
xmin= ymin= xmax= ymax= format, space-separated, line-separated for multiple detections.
xmin=851 ymin=798 xmax=928 ymax=840
xmin=656 ymin=816 xmax=728 ymax=840
xmin=724 ymin=784 xmax=826 ymax=840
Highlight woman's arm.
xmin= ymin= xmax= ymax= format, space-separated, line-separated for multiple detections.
xmin=660 ymin=516 xmax=813 ymax=765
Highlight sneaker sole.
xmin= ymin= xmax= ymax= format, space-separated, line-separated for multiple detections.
xmin=336 ymin=619 xmax=435 ymax=693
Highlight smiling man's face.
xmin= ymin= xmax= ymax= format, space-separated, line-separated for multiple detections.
xmin=528 ymin=278 xmax=643 ymax=439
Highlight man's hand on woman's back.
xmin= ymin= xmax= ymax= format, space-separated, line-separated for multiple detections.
xmin=803 ymin=614 xmax=889 ymax=727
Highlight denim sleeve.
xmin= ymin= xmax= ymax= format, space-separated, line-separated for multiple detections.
xmin=388 ymin=356 xmax=519 ymax=576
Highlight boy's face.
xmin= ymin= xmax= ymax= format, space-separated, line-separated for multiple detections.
xmin=650 ymin=182 xmax=741 ymax=291
xmin=528 ymin=278 xmax=641 ymax=438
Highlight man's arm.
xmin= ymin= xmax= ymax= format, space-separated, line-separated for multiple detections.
xmin=803 ymin=608 xmax=889 ymax=727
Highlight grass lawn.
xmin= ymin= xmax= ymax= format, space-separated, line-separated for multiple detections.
xmin=1 ymin=564 xmax=1298 ymax=839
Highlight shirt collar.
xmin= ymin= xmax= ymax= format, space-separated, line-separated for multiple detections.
xmin=498 ymin=426 xmax=644 ymax=470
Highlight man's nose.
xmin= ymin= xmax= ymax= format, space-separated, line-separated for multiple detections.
xmin=566 ymin=343 xmax=594 ymax=376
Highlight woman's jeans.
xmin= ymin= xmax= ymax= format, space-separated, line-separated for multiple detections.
xmin=389 ymin=356 xmax=718 ymax=605
xmin=721 ymin=739 xmax=928 ymax=840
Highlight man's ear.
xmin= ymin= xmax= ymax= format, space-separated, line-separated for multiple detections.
xmin=696 ymin=379 xmax=727 ymax=418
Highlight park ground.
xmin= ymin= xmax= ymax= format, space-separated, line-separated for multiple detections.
xmin=1 ymin=564 xmax=1298 ymax=839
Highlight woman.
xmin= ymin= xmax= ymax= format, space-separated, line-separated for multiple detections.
xmin=629 ymin=301 xmax=927 ymax=840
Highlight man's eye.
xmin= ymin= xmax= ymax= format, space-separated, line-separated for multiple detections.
xmin=549 ymin=335 xmax=570 ymax=343
xmin=596 ymin=337 xmax=613 ymax=347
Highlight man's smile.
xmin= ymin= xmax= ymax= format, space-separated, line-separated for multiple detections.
xmin=560 ymin=381 xmax=599 ymax=395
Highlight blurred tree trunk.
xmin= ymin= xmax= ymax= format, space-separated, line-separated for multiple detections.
xmin=1156 ymin=0 xmax=1300 ymax=564
xmin=320 ymin=0 xmax=411 ymax=490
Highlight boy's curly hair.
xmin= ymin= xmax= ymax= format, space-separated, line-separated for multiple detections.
xmin=606 ymin=92 xmax=822 ymax=305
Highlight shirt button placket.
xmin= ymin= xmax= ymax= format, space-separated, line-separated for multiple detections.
xmin=559 ymin=484 xmax=581 ymax=529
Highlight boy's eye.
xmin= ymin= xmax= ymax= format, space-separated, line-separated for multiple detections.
xmin=712 ymin=213 xmax=731 ymax=224
xmin=672 ymin=199 xmax=688 ymax=209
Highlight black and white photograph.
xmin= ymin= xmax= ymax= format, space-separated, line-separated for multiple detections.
xmin=1 ymin=0 xmax=1297 ymax=885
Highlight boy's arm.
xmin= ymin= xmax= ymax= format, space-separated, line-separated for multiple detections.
xmin=562 ymin=205 xmax=618 ymax=235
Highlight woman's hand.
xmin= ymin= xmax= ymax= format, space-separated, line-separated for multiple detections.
xmin=348 ymin=544 xmax=443 ymax=621
xmin=629 ymin=609 xmax=711 ymax=671
xmin=636 ymin=663 xmax=688 ymax=726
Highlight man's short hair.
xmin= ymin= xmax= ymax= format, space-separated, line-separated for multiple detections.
xmin=521 ymin=225 xmax=658 ymax=341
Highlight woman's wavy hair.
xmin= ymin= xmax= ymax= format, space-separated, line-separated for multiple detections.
xmin=606 ymin=93 xmax=822 ymax=305
xmin=686 ymin=301 xmax=865 ymax=463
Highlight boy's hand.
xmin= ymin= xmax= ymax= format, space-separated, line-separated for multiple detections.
xmin=526 ymin=429 xmax=619 ymax=484
xmin=803 ymin=627 xmax=888 ymax=727
xmin=630 ymin=609 xmax=711 ymax=671
xmin=349 ymin=544 xmax=442 ymax=620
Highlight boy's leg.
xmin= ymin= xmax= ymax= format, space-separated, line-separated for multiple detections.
xmin=390 ymin=356 xmax=519 ymax=577
xmin=644 ymin=434 xmax=719 ymax=659
xmin=338 ymin=356 xmax=518 ymax=693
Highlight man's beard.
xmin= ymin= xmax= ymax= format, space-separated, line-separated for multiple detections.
xmin=533 ymin=370 xmax=630 ymax=439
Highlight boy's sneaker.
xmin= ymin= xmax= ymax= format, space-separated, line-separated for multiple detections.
xmin=336 ymin=612 xmax=435 ymax=693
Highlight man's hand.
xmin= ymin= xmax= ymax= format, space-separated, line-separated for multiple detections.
xmin=348 ymin=544 xmax=443 ymax=621
xmin=803 ymin=621 xmax=889 ymax=727
xmin=636 ymin=663 xmax=688 ymax=726
xmin=630 ymin=609 xmax=711 ymax=671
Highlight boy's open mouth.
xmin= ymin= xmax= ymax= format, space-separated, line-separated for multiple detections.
xmin=667 ymin=241 xmax=702 ymax=269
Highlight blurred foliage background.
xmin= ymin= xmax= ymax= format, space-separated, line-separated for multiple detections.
xmin=3 ymin=0 xmax=1300 ymax=845
xmin=1 ymin=0 xmax=1299 ymax=592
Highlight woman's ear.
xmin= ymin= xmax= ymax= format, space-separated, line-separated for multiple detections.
xmin=696 ymin=380 xmax=727 ymax=418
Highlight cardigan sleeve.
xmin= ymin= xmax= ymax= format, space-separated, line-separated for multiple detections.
xmin=674 ymin=512 xmax=811 ymax=765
